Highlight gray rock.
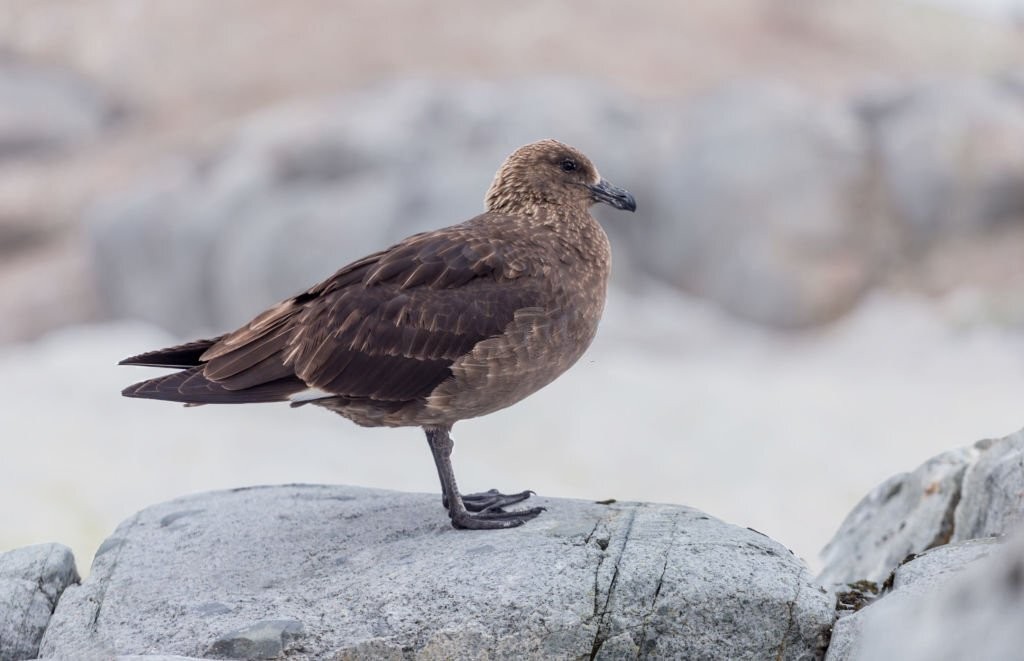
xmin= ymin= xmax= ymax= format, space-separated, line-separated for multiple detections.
xmin=818 ymin=427 xmax=1024 ymax=587
xmin=205 ymin=619 xmax=303 ymax=660
xmin=88 ymin=78 xmax=667 ymax=336
xmin=888 ymin=538 xmax=1000 ymax=590
xmin=87 ymin=161 xmax=224 ymax=335
xmin=867 ymin=79 xmax=1024 ymax=247
xmin=0 ymin=543 xmax=79 ymax=661
xmin=818 ymin=445 xmax=977 ymax=586
xmin=650 ymin=82 xmax=874 ymax=328
xmin=38 ymin=485 xmax=834 ymax=659
xmin=953 ymin=429 xmax=1024 ymax=541
xmin=0 ymin=56 xmax=123 ymax=160
xmin=849 ymin=530 xmax=1024 ymax=661
xmin=825 ymin=537 xmax=1001 ymax=661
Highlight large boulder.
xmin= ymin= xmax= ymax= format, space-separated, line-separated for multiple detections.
xmin=817 ymin=445 xmax=975 ymax=587
xmin=38 ymin=485 xmax=834 ymax=659
xmin=0 ymin=543 xmax=79 ymax=661
xmin=0 ymin=56 xmax=123 ymax=161
xmin=8 ymin=430 xmax=1024 ymax=658
xmin=824 ymin=537 xmax=1003 ymax=661
xmin=818 ymin=427 xmax=1024 ymax=660
xmin=865 ymin=78 xmax=1024 ymax=248
xmin=851 ymin=528 xmax=1024 ymax=661
xmin=649 ymin=82 xmax=875 ymax=328
xmin=818 ymin=427 xmax=1024 ymax=587
xmin=953 ymin=430 xmax=1024 ymax=541
xmin=0 ymin=57 xmax=125 ymax=344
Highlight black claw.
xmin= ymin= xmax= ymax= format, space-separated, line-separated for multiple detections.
xmin=450 ymin=506 xmax=546 ymax=530
xmin=444 ymin=488 xmax=535 ymax=513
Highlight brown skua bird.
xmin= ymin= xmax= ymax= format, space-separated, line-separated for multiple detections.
xmin=120 ymin=139 xmax=636 ymax=529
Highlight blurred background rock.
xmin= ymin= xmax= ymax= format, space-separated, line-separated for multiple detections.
xmin=1 ymin=0 xmax=1023 ymax=571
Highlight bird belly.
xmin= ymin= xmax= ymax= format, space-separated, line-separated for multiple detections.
xmin=424 ymin=300 xmax=601 ymax=424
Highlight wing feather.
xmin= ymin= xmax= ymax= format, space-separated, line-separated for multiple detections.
xmin=122 ymin=215 xmax=548 ymax=407
xmin=119 ymin=337 xmax=224 ymax=368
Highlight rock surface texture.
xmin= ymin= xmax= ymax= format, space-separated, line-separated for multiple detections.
xmin=824 ymin=538 xmax=1000 ymax=660
xmin=819 ymin=427 xmax=1024 ymax=660
xmin=818 ymin=428 xmax=1024 ymax=587
xmin=37 ymin=485 xmax=833 ymax=660
xmin=5 ymin=428 xmax=1024 ymax=659
xmin=0 ymin=543 xmax=79 ymax=661
xmin=852 ymin=529 xmax=1024 ymax=661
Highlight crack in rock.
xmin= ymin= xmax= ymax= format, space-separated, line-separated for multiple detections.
xmin=636 ymin=509 xmax=682 ymax=655
xmin=88 ymin=513 xmax=140 ymax=632
xmin=1 ymin=544 xmax=80 ymax=661
xmin=775 ymin=567 xmax=804 ymax=661
xmin=928 ymin=469 xmax=964 ymax=550
xmin=589 ymin=506 xmax=638 ymax=660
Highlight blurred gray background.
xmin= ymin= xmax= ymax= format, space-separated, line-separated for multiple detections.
xmin=1 ymin=0 xmax=1023 ymax=572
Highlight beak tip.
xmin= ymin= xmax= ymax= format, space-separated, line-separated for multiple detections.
xmin=590 ymin=179 xmax=637 ymax=213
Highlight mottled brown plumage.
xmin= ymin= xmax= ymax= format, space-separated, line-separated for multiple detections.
xmin=121 ymin=139 xmax=636 ymax=529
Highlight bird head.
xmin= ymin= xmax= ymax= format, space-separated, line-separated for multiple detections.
xmin=485 ymin=139 xmax=637 ymax=216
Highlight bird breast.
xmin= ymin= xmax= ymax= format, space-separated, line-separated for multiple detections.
xmin=424 ymin=218 xmax=611 ymax=424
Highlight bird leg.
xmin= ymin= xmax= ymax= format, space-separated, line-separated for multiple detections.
xmin=424 ymin=426 xmax=544 ymax=529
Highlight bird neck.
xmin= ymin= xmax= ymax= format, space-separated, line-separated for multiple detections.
xmin=485 ymin=192 xmax=543 ymax=217
xmin=486 ymin=191 xmax=592 ymax=221
xmin=533 ymin=207 xmax=612 ymax=274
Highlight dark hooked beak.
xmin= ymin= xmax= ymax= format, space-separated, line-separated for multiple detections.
xmin=588 ymin=178 xmax=637 ymax=212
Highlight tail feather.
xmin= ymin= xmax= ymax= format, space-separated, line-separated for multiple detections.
xmin=122 ymin=365 xmax=306 ymax=404
xmin=119 ymin=337 xmax=225 ymax=369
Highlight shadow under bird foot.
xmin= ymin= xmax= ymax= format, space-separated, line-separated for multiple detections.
xmin=444 ymin=488 xmax=535 ymax=513
xmin=449 ymin=505 xmax=546 ymax=530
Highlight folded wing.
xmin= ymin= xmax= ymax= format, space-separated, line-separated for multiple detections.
xmin=122 ymin=222 xmax=543 ymax=406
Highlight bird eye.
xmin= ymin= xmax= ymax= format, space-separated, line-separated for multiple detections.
xmin=560 ymin=159 xmax=577 ymax=172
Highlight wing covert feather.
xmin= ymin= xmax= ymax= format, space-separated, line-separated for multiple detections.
xmin=198 ymin=218 xmax=547 ymax=403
